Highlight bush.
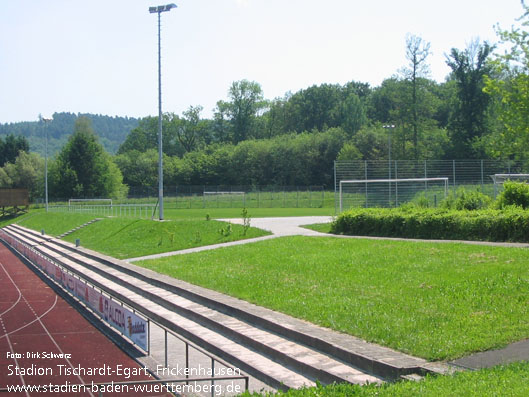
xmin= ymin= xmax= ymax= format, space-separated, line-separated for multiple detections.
xmin=331 ymin=207 xmax=529 ymax=243
xmin=441 ymin=187 xmax=492 ymax=211
xmin=496 ymin=181 xmax=529 ymax=209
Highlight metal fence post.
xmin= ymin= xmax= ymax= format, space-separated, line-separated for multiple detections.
xmin=453 ymin=160 xmax=456 ymax=193
xmin=334 ymin=160 xmax=337 ymax=214
xmin=395 ymin=160 xmax=398 ymax=206
xmin=481 ymin=159 xmax=484 ymax=190
xmin=165 ymin=329 xmax=168 ymax=368
xmin=364 ymin=161 xmax=368 ymax=208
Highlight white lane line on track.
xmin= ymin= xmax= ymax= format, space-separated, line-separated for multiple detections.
xmin=0 ymin=315 xmax=29 ymax=396
xmin=0 ymin=259 xmax=95 ymax=397
xmin=0 ymin=257 xmax=22 ymax=316
xmin=0 ymin=295 xmax=57 ymax=340
xmin=0 ymin=258 xmax=59 ymax=340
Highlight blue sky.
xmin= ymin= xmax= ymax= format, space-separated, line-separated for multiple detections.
xmin=0 ymin=0 xmax=524 ymax=123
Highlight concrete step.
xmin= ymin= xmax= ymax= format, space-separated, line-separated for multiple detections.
xmin=55 ymin=218 xmax=102 ymax=238
xmin=6 ymin=224 xmax=444 ymax=381
xmin=3 ymin=225 xmax=381 ymax=389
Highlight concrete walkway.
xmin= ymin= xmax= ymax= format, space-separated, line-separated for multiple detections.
xmin=127 ymin=216 xmax=333 ymax=262
xmin=450 ymin=339 xmax=529 ymax=370
xmin=128 ymin=215 xmax=529 ymax=262
xmin=219 ymin=216 xmax=333 ymax=236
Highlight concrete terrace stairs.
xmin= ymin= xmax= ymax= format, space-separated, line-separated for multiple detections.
xmin=56 ymin=218 xmax=103 ymax=238
xmin=3 ymin=224 xmax=451 ymax=390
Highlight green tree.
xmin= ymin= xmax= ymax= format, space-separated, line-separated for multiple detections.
xmin=341 ymin=93 xmax=367 ymax=136
xmin=215 ymin=80 xmax=266 ymax=143
xmin=337 ymin=142 xmax=362 ymax=161
xmin=0 ymin=134 xmax=30 ymax=166
xmin=282 ymin=84 xmax=343 ymax=133
xmin=51 ymin=117 xmax=126 ymax=199
xmin=114 ymin=149 xmax=158 ymax=191
xmin=174 ymin=106 xmax=209 ymax=152
xmin=483 ymin=2 xmax=529 ymax=159
xmin=446 ymin=39 xmax=493 ymax=158
xmin=367 ymin=78 xmax=443 ymax=159
xmin=402 ymin=34 xmax=431 ymax=159
xmin=117 ymin=115 xmax=183 ymax=156
xmin=0 ymin=151 xmax=44 ymax=200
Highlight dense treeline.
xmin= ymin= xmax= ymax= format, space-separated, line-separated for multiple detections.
xmin=0 ymin=112 xmax=138 ymax=155
xmin=2 ymin=4 xmax=529 ymax=199
xmin=115 ymin=26 xmax=525 ymax=191
xmin=116 ymin=128 xmax=346 ymax=188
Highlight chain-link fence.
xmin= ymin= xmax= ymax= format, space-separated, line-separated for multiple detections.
xmin=118 ymin=185 xmax=332 ymax=209
xmin=335 ymin=160 xmax=529 ymax=210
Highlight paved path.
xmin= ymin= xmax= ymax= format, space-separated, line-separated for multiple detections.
xmin=450 ymin=339 xmax=529 ymax=370
xmin=127 ymin=217 xmax=332 ymax=262
xmin=220 ymin=216 xmax=333 ymax=236
xmin=128 ymin=215 xmax=529 ymax=262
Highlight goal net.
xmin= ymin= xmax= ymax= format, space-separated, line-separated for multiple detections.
xmin=339 ymin=177 xmax=449 ymax=211
xmin=203 ymin=191 xmax=246 ymax=208
xmin=491 ymin=174 xmax=529 ymax=198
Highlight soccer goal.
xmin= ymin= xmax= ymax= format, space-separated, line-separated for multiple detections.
xmin=68 ymin=198 xmax=112 ymax=207
xmin=203 ymin=191 xmax=246 ymax=208
xmin=339 ymin=177 xmax=449 ymax=211
xmin=491 ymin=174 xmax=529 ymax=198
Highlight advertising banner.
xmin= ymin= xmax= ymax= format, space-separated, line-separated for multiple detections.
xmin=1 ymin=235 xmax=149 ymax=352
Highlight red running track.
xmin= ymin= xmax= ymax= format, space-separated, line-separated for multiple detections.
xmin=0 ymin=242 xmax=171 ymax=396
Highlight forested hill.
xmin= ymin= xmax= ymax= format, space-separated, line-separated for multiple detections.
xmin=0 ymin=112 xmax=138 ymax=156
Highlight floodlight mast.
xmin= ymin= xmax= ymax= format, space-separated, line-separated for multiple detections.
xmin=39 ymin=114 xmax=53 ymax=212
xmin=149 ymin=3 xmax=177 ymax=220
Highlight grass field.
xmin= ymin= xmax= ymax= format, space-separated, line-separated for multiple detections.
xmin=4 ymin=207 xmax=529 ymax=395
xmin=15 ymin=211 xmax=97 ymax=235
xmin=136 ymin=236 xmax=529 ymax=361
xmin=246 ymin=361 xmax=529 ymax=396
xmin=62 ymin=217 xmax=269 ymax=259
xmin=9 ymin=211 xmax=271 ymax=259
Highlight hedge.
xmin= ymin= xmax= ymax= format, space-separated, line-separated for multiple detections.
xmin=331 ymin=207 xmax=529 ymax=243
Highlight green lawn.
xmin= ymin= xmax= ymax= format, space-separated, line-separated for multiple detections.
xmin=163 ymin=207 xmax=335 ymax=220
xmin=60 ymin=217 xmax=269 ymax=259
xmin=303 ymin=222 xmax=333 ymax=233
xmin=247 ymin=362 xmax=529 ymax=396
xmin=3 ymin=210 xmax=271 ymax=259
xmin=136 ymin=236 xmax=529 ymax=361
xmin=15 ymin=211 xmax=98 ymax=236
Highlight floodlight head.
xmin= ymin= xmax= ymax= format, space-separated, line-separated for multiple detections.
xmin=39 ymin=114 xmax=53 ymax=123
xmin=149 ymin=3 xmax=177 ymax=13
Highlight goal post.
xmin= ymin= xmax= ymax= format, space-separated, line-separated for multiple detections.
xmin=203 ymin=191 xmax=246 ymax=208
xmin=491 ymin=174 xmax=529 ymax=198
xmin=339 ymin=177 xmax=449 ymax=211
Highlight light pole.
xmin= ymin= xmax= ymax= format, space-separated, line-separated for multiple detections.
xmin=39 ymin=114 xmax=53 ymax=212
xmin=383 ymin=124 xmax=395 ymax=206
xmin=149 ymin=3 xmax=177 ymax=221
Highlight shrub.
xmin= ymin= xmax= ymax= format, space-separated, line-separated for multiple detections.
xmin=441 ymin=188 xmax=492 ymax=211
xmin=496 ymin=181 xmax=529 ymax=209
xmin=331 ymin=207 xmax=529 ymax=243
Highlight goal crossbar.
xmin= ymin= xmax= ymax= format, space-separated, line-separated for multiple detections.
xmin=203 ymin=191 xmax=245 ymax=195
xmin=491 ymin=174 xmax=529 ymax=198
xmin=339 ymin=177 xmax=449 ymax=211
xmin=490 ymin=174 xmax=529 ymax=183
xmin=68 ymin=198 xmax=112 ymax=207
